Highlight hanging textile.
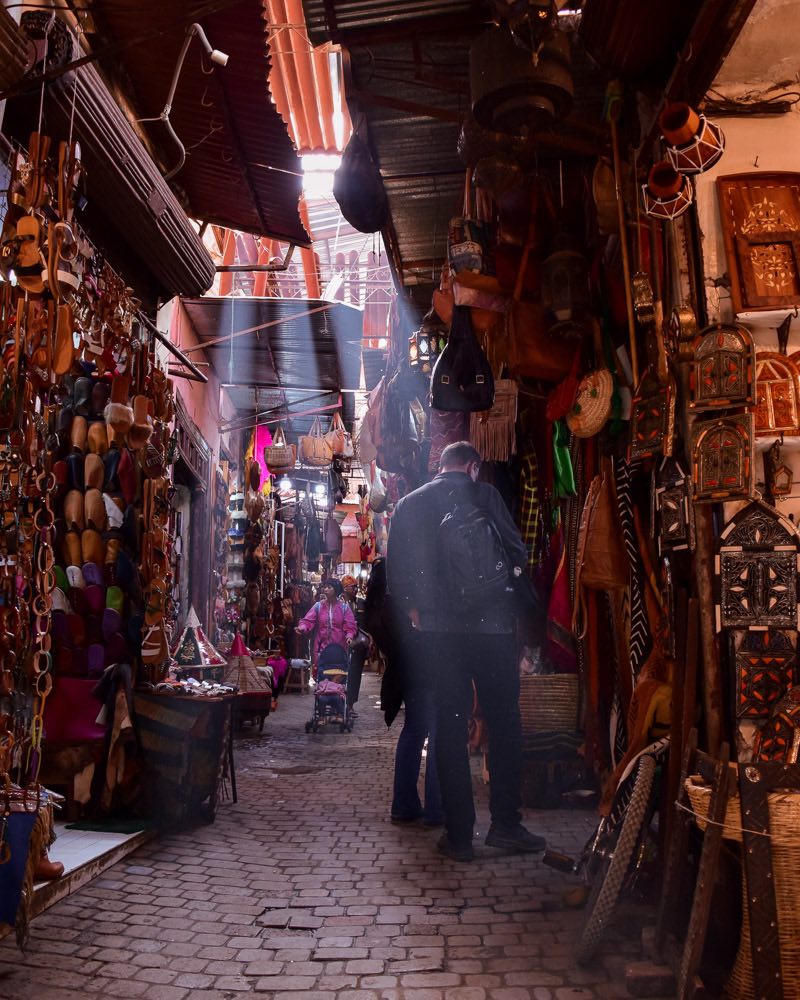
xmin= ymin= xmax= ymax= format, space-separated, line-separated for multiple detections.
xmin=614 ymin=456 xmax=652 ymax=684
xmin=518 ymin=446 xmax=540 ymax=570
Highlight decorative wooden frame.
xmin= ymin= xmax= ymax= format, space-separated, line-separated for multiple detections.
xmin=689 ymin=323 xmax=755 ymax=410
xmin=718 ymin=172 xmax=800 ymax=313
xmin=691 ymin=413 xmax=754 ymax=504
xmin=715 ymin=500 xmax=799 ymax=631
xmin=629 ymin=368 xmax=676 ymax=461
xmin=753 ymin=351 xmax=800 ymax=436
xmin=730 ymin=629 xmax=797 ymax=719
xmin=655 ymin=456 xmax=695 ymax=553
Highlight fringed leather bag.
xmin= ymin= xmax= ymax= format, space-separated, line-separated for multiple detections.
xmin=469 ymin=378 xmax=518 ymax=462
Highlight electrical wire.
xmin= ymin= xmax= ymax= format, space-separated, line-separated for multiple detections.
xmin=704 ymin=87 xmax=800 ymax=117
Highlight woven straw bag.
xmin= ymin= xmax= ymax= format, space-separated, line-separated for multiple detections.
xmin=299 ymin=416 xmax=333 ymax=468
xmin=264 ymin=423 xmax=296 ymax=473
xmin=519 ymin=674 xmax=580 ymax=733
xmin=566 ymin=368 xmax=614 ymax=438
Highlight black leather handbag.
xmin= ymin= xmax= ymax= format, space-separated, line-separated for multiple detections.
xmin=431 ymin=306 xmax=495 ymax=412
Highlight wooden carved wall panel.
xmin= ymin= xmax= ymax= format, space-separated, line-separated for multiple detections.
xmin=718 ymin=173 xmax=800 ymax=313
xmin=716 ymin=501 xmax=799 ymax=631
xmin=732 ymin=630 xmax=797 ymax=719
xmin=753 ymin=352 xmax=800 ymax=436
xmin=629 ymin=369 xmax=675 ymax=461
xmin=691 ymin=413 xmax=754 ymax=503
xmin=690 ymin=324 xmax=755 ymax=410
xmin=719 ymin=550 xmax=797 ymax=630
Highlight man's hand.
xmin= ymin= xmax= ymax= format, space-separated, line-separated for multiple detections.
xmin=408 ymin=608 xmax=420 ymax=630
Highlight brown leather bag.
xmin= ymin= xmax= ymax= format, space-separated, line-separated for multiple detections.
xmin=572 ymin=459 xmax=628 ymax=635
xmin=507 ymin=205 xmax=576 ymax=382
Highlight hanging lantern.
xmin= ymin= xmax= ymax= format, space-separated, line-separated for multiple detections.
xmin=641 ymin=162 xmax=693 ymax=221
xmin=470 ymin=24 xmax=572 ymax=136
xmin=408 ymin=331 xmax=419 ymax=369
xmin=413 ymin=309 xmax=449 ymax=374
xmin=659 ymin=103 xmax=725 ymax=175
xmin=541 ymin=230 xmax=591 ymax=323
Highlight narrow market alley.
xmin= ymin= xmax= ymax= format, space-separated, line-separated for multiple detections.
xmin=0 ymin=673 xmax=638 ymax=1000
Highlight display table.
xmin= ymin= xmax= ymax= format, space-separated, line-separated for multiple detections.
xmin=133 ymin=691 xmax=234 ymax=823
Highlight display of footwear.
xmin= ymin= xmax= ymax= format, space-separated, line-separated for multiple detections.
xmin=436 ymin=832 xmax=474 ymax=863
xmin=485 ymin=823 xmax=546 ymax=854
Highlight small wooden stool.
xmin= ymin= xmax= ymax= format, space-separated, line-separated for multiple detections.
xmin=284 ymin=659 xmax=311 ymax=694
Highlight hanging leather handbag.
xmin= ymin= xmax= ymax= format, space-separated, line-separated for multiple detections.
xmin=572 ymin=458 xmax=628 ymax=635
xmin=325 ymin=411 xmax=354 ymax=458
xmin=264 ymin=422 xmax=296 ymax=473
xmin=448 ymin=171 xmax=498 ymax=291
xmin=508 ymin=196 xmax=577 ymax=382
xmin=323 ymin=511 xmax=343 ymax=555
xmin=431 ymin=306 xmax=495 ymax=412
xmin=299 ymin=416 xmax=334 ymax=468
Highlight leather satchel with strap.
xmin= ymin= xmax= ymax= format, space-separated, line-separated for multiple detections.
xmin=572 ymin=457 xmax=628 ymax=637
xmin=508 ymin=192 xmax=577 ymax=382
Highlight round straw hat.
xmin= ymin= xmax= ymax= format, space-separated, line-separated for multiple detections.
xmin=566 ymin=368 xmax=614 ymax=438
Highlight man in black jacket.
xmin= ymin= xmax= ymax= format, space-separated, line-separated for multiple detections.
xmin=387 ymin=441 xmax=545 ymax=862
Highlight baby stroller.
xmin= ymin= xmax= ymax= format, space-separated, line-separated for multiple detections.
xmin=305 ymin=642 xmax=352 ymax=733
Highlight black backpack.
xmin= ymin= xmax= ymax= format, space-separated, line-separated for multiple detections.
xmin=437 ymin=487 xmax=509 ymax=613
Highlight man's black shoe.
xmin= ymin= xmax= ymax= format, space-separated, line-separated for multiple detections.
xmin=485 ymin=823 xmax=546 ymax=853
xmin=437 ymin=833 xmax=474 ymax=863
xmin=390 ymin=814 xmax=423 ymax=826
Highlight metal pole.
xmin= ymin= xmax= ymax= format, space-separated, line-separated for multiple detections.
xmin=139 ymin=312 xmax=209 ymax=384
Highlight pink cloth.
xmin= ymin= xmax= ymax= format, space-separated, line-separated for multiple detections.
xmin=254 ymin=423 xmax=273 ymax=483
xmin=296 ymin=600 xmax=357 ymax=661
xmin=267 ymin=655 xmax=288 ymax=685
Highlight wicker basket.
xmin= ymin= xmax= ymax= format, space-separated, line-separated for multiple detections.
xmin=686 ymin=778 xmax=800 ymax=999
xmin=519 ymin=673 xmax=579 ymax=733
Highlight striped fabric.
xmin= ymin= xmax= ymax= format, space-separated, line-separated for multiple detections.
xmin=614 ymin=456 xmax=651 ymax=683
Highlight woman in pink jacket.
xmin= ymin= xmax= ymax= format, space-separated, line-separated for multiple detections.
xmin=296 ymin=579 xmax=357 ymax=668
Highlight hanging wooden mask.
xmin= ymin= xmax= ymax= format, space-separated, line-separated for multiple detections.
xmin=716 ymin=500 xmax=799 ymax=631
xmin=731 ymin=629 xmax=797 ymax=719
xmin=655 ymin=456 xmax=695 ymax=553
xmin=629 ymin=368 xmax=676 ymax=461
xmin=690 ymin=323 xmax=755 ymax=410
xmin=753 ymin=351 xmax=800 ymax=436
xmin=691 ymin=412 xmax=754 ymax=503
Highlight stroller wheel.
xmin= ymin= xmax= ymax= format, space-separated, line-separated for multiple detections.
xmin=305 ymin=722 xmax=312 ymax=733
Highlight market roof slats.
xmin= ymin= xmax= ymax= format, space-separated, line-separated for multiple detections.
xmin=181 ymin=296 xmax=363 ymax=434
xmin=88 ymin=0 xmax=310 ymax=245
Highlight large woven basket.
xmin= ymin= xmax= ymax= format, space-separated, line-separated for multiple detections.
xmin=519 ymin=674 xmax=580 ymax=733
xmin=686 ymin=779 xmax=800 ymax=999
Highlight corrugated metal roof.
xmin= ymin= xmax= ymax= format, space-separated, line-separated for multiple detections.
xmin=264 ymin=0 xmax=351 ymax=153
xmin=89 ymin=0 xmax=310 ymax=246
xmin=181 ymin=296 xmax=363 ymax=434
xmin=303 ymin=0 xmax=479 ymax=45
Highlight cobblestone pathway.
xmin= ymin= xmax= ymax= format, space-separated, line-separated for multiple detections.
xmin=0 ymin=673 xmax=641 ymax=999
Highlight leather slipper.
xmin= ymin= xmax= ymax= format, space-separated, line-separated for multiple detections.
xmin=85 ymin=453 xmax=104 ymax=491
xmin=85 ymin=488 xmax=106 ymax=531
xmin=104 ymin=375 xmax=134 ymax=434
xmin=87 ymin=421 xmax=108 ymax=456
xmin=63 ymin=489 xmax=84 ymax=532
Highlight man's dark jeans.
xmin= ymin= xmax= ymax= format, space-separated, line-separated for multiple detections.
xmin=424 ymin=630 xmax=522 ymax=847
